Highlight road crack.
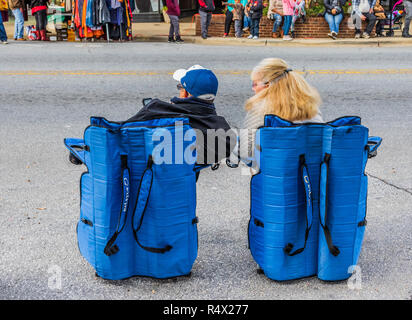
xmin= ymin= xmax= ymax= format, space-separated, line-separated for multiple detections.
xmin=366 ymin=172 xmax=412 ymax=196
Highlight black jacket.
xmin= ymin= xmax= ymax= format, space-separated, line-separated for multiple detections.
xmin=127 ymin=97 xmax=236 ymax=165
xmin=249 ymin=0 xmax=263 ymax=19
xmin=30 ymin=0 xmax=48 ymax=8
xmin=323 ymin=0 xmax=347 ymax=15
xmin=198 ymin=0 xmax=215 ymax=12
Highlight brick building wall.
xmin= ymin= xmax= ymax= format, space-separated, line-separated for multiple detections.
xmin=195 ymin=14 xmax=376 ymax=39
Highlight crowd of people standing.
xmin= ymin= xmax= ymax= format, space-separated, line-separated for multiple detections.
xmin=0 ymin=0 xmax=51 ymax=44
xmin=197 ymin=0 xmax=412 ymax=40
xmin=1 ymin=0 xmax=411 ymax=44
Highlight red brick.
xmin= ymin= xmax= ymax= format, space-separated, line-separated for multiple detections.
xmin=195 ymin=15 xmax=376 ymax=38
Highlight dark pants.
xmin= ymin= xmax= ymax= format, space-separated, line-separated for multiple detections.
xmin=404 ymin=0 xmax=412 ymax=34
xmin=353 ymin=12 xmax=376 ymax=35
xmin=34 ymin=10 xmax=47 ymax=31
xmin=224 ymin=10 xmax=233 ymax=34
xmin=199 ymin=10 xmax=212 ymax=38
xmin=375 ymin=19 xmax=384 ymax=35
xmin=251 ymin=18 xmax=260 ymax=37
xmin=168 ymin=15 xmax=180 ymax=38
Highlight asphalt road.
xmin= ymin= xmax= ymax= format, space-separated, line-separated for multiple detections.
xmin=0 ymin=42 xmax=411 ymax=300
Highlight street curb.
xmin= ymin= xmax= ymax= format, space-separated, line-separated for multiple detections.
xmin=133 ymin=35 xmax=412 ymax=47
xmin=185 ymin=36 xmax=412 ymax=47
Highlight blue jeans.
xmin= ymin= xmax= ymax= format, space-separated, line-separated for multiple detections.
xmin=282 ymin=15 xmax=292 ymax=36
xmin=251 ymin=18 xmax=260 ymax=37
xmin=0 ymin=12 xmax=7 ymax=42
xmin=324 ymin=13 xmax=343 ymax=33
xmin=12 ymin=9 xmax=24 ymax=39
xmin=270 ymin=13 xmax=282 ymax=33
xmin=244 ymin=14 xmax=250 ymax=28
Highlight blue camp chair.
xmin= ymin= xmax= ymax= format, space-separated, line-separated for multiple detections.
xmin=64 ymin=117 xmax=200 ymax=280
xmin=249 ymin=115 xmax=382 ymax=281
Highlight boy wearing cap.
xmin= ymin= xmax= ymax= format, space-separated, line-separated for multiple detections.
xmin=127 ymin=65 xmax=236 ymax=165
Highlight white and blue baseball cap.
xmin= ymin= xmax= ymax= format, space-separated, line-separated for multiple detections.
xmin=173 ymin=65 xmax=218 ymax=101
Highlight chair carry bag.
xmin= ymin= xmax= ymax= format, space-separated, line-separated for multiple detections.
xmin=249 ymin=115 xmax=382 ymax=281
xmin=64 ymin=117 xmax=199 ymax=280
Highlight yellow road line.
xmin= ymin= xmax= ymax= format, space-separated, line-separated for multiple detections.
xmin=1 ymin=69 xmax=412 ymax=76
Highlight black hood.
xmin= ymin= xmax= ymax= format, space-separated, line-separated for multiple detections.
xmin=126 ymin=98 xmax=236 ymax=164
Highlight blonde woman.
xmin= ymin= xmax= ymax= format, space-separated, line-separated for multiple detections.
xmin=238 ymin=58 xmax=323 ymax=163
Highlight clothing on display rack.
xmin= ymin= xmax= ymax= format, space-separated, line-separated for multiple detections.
xmin=72 ymin=0 xmax=133 ymax=39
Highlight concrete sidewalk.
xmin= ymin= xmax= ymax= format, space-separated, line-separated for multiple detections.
xmin=4 ymin=19 xmax=412 ymax=46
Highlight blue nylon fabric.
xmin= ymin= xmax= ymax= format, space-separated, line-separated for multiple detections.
xmin=67 ymin=117 xmax=198 ymax=280
xmin=249 ymin=116 xmax=380 ymax=281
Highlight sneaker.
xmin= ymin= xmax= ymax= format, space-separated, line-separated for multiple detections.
xmin=168 ymin=37 xmax=175 ymax=43
xmin=175 ymin=36 xmax=184 ymax=43
xmin=283 ymin=35 xmax=292 ymax=41
xmin=355 ymin=33 xmax=361 ymax=39
xmin=253 ymin=36 xmax=259 ymax=40
xmin=1 ymin=41 xmax=8 ymax=44
xmin=328 ymin=32 xmax=337 ymax=40
xmin=362 ymin=32 xmax=370 ymax=39
xmin=223 ymin=33 xmax=228 ymax=38
xmin=247 ymin=35 xmax=253 ymax=39
xmin=243 ymin=26 xmax=249 ymax=32
xmin=201 ymin=35 xmax=207 ymax=39
xmin=17 ymin=38 xmax=26 ymax=41
xmin=331 ymin=31 xmax=337 ymax=38
xmin=402 ymin=33 xmax=412 ymax=38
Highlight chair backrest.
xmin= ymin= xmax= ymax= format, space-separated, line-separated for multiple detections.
xmin=66 ymin=117 xmax=199 ymax=280
xmin=249 ymin=115 xmax=381 ymax=281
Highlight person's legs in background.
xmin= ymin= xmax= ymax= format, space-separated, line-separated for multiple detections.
xmin=282 ymin=15 xmax=292 ymax=40
xmin=271 ymin=13 xmax=282 ymax=37
xmin=37 ymin=10 xmax=48 ymax=41
xmin=361 ymin=12 xmax=376 ymax=36
xmin=34 ymin=11 xmax=41 ymax=40
xmin=206 ymin=12 xmax=212 ymax=37
xmin=403 ymin=0 xmax=412 ymax=37
xmin=199 ymin=10 xmax=209 ymax=39
xmin=291 ymin=13 xmax=298 ymax=33
xmin=0 ymin=12 xmax=7 ymax=43
xmin=169 ymin=15 xmax=183 ymax=42
xmin=362 ymin=12 xmax=376 ymax=37
xmin=325 ymin=13 xmax=343 ymax=38
xmin=324 ymin=13 xmax=336 ymax=33
xmin=168 ymin=15 xmax=176 ymax=42
xmin=352 ymin=13 xmax=362 ymax=38
xmin=12 ymin=8 xmax=25 ymax=40
xmin=224 ymin=9 xmax=233 ymax=36
xmin=251 ymin=18 xmax=260 ymax=38
xmin=334 ymin=12 xmax=343 ymax=34
xmin=234 ymin=19 xmax=243 ymax=38
xmin=41 ymin=10 xmax=48 ymax=40
xmin=375 ymin=19 xmax=384 ymax=36
xmin=243 ymin=13 xmax=250 ymax=31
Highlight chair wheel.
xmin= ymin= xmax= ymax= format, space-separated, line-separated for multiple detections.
xmin=69 ymin=152 xmax=82 ymax=165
